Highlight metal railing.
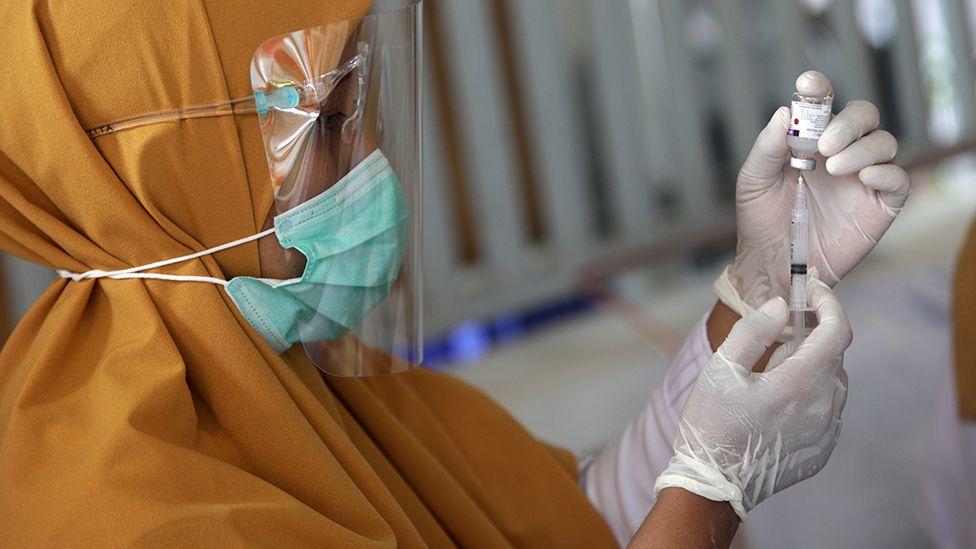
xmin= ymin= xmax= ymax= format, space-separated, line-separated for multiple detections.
xmin=420 ymin=0 xmax=975 ymax=338
xmin=1 ymin=0 xmax=973 ymax=344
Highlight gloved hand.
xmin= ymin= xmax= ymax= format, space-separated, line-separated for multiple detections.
xmin=716 ymin=70 xmax=911 ymax=315
xmin=654 ymin=281 xmax=851 ymax=520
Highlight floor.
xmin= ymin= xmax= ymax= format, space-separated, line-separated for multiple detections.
xmin=447 ymin=159 xmax=976 ymax=549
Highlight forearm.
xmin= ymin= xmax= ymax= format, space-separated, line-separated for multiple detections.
xmin=629 ymin=488 xmax=739 ymax=549
xmin=582 ymin=317 xmax=713 ymax=544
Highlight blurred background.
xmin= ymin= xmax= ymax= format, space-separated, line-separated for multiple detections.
xmin=3 ymin=0 xmax=976 ymax=547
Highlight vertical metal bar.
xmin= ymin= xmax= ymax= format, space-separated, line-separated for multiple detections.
xmin=656 ymin=0 xmax=718 ymax=220
xmin=943 ymin=0 xmax=976 ymax=136
xmin=586 ymin=0 xmax=657 ymax=246
xmin=828 ymin=0 xmax=880 ymax=104
xmin=504 ymin=0 xmax=592 ymax=265
xmin=490 ymin=0 xmax=548 ymax=246
xmin=424 ymin=0 xmax=482 ymax=265
xmin=770 ymin=0 xmax=809 ymax=100
xmin=421 ymin=57 xmax=462 ymax=337
xmin=714 ymin=0 xmax=765 ymax=163
xmin=891 ymin=0 xmax=930 ymax=151
xmin=630 ymin=0 xmax=678 ymax=213
xmin=435 ymin=0 xmax=529 ymax=306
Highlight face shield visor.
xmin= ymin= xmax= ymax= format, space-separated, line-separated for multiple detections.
xmin=249 ymin=1 xmax=423 ymax=376
xmin=81 ymin=1 xmax=423 ymax=377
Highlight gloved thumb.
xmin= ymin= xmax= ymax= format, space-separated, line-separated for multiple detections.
xmin=736 ymin=107 xmax=790 ymax=196
xmin=717 ymin=297 xmax=789 ymax=371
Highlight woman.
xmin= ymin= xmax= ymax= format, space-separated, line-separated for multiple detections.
xmin=0 ymin=0 xmax=908 ymax=546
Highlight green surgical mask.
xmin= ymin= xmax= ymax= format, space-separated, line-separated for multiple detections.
xmin=58 ymin=150 xmax=409 ymax=354
xmin=226 ymin=150 xmax=409 ymax=352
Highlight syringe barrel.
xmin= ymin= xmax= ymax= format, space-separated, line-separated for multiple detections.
xmin=790 ymin=218 xmax=808 ymax=263
xmin=790 ymin=273 xmax=807 ymax=309
xmin=790 ymin=178 xmax=809 ymax=284
xmin=790 ymin=176 xmax=810 ymax=353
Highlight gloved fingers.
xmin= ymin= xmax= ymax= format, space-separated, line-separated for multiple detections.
xmin=818 ymin=100 xmax=881 ymax=157
xmin=737 ymin=106 xmax=790 ymax=193
xmin=717 ymin=297 xmax=789 ymax=372
xmin=776 ymin=282 xmax=852 ymax=381
xmin=859 ymin=163 xmax=911 ymax=211
xmin=808 ymin=281 xmax=853 ymax=357
xmin=824 ymin=130 xmax=897 ymax=176
xmin=811 ymin=277 xmax=851 ymax=328
xmin=795 ymin=70 xmax=833 ymax=97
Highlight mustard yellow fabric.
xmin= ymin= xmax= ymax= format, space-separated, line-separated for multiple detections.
xmin=0 ymin=1 xmax=617 ymax=546
xmin=955 ymin=219 xmax=976 ymax=420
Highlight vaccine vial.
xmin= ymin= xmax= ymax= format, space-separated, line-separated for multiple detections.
xmin=786 ymin=91 xmax=834 ymax=170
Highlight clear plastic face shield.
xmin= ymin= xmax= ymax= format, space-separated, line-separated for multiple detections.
xmin=84 ymin=1 xmax=423 ymax=377
xmin=250 ymin=1 xmax=423 ymax=376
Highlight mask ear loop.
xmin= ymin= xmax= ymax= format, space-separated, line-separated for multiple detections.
xmin=58 ymin=227 xmax=276 ymax=284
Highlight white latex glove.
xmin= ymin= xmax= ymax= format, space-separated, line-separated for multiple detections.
xmin=654 ymin=280 xmax=852 ymax=520
xmin=716 ymin=70 xmax=911 ymax=315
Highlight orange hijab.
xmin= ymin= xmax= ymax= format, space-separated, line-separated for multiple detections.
xmin=0 ymin=1 xmax=616 ymax=545
xmin=955 ymin=220 xmax=976 ymax=420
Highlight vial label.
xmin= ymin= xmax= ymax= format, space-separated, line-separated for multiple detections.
xmin=787 ymin=101 xmax=831 ymax=140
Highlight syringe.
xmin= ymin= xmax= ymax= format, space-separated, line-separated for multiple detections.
xmin=790 ymin=174 xmax=809 ymax=353
xmin=785 ymin=76 xmax=832 ymax=353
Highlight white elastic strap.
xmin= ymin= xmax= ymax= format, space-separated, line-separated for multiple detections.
xmin=57 ymin=227 xmax=276 ymax=286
